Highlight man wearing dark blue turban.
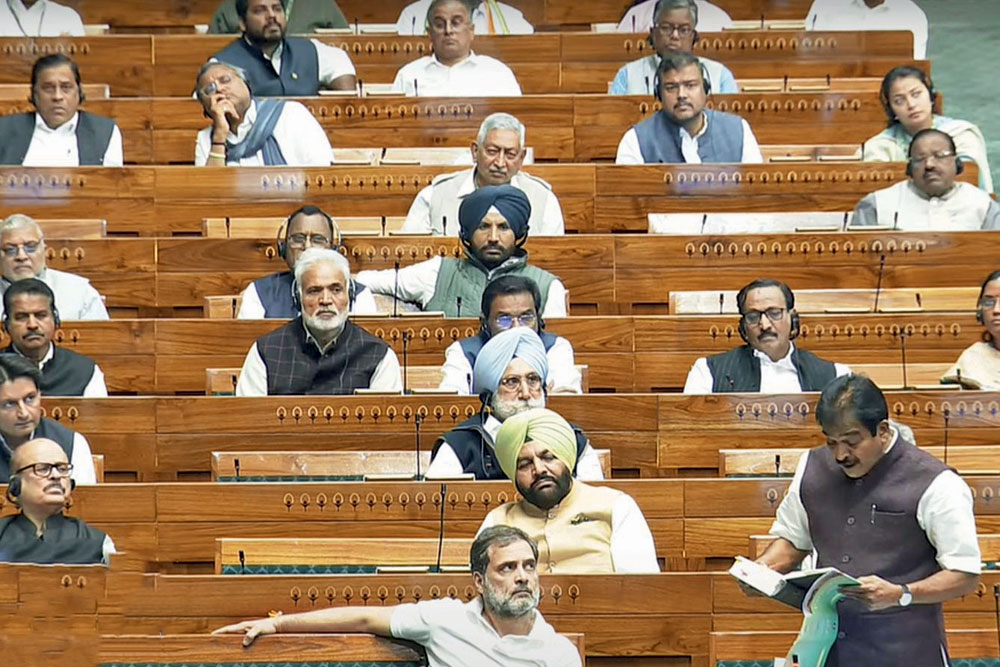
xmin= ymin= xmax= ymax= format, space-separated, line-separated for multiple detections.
xmin=356 ymin=184 xmax=567 ymax=318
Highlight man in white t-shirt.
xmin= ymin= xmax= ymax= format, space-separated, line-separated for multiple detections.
xmin=214 ymin=525 xmax=582 ymax=667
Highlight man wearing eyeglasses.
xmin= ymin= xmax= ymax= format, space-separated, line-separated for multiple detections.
xmin=611 ymin=0 xmax=736 ymax=96
xmin=429 ymin=327 xmax=601 ymax=481
xmin=616 ymin=52 xmax=762 ymax=165
xmin=438 ymin=275 xmax=580 ymax=395
xmin=683 ymin=278 xmax=851 ymax=394
xmin=0 ymin=355 xmax=96 ymax=484
xmin=617 ymin=0 xmax=731 ymax=33
xmin=479 ymin=408 xmax=658 ymax=574
xmin=391 ymin=0 xmax=521 ymax=97
xmin=0 ymin=214 xmax=109 ymax=321
xmin=0 ymin=438 xmax=113 ymax=564
xmin=237 ymin=206 xmax=378 ymax=318
xmin=852 ymin=129 xmax=1000 ymax=231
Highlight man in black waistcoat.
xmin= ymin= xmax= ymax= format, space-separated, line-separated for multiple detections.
xmin=754 ymin=374 xmax=981 ymax=666
xmin=210 ymin=0 xmax=356 ymax=96
xmin=1 ymin=279 xmax=107 ymax=397
xmin=235 ymin=248 xmax=402 ymax=395
xmin=429 ymin=326 xmax=603 ymax=480
xmin=683 ymin=278 xmax=851 ymax=394
xmin=0 ymin=438 xmax=113 ymax=564
xmin=0 ymin=54 xmax=122 ymax=166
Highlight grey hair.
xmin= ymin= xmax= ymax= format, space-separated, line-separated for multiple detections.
xmin=194 ymin=61 xmax=250 ymax=99
xmin=293 ymin=247 xmax=351 ymax=299
xmin=476 ymin=112 xmax=526 ymax=147
xmin=426 ymin=0 xmax=477 ymax=26
xmin=1 ymin=214 xmax=44 ymax=240
xmin=653 ymin=0 xmax=698 ymax=26
xmin=469 ymin=525 xmax=538 ymax=578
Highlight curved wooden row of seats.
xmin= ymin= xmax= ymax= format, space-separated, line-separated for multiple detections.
xmin=0 ymin=92 xmax=905 ymax=163
xmin=1 ymin=163 xmax=981 ymax=233
xmin=29 ymin=391 xmax=1000 ymax=481
xmin=48 ymin=0 xmax=816 ymax=30
xmin=0 ymin=32 xmax=918 ymax=96
xmin=25 ymin=312 xmax=984 ymax=395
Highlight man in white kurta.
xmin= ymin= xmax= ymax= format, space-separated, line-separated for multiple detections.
xmin=396 ymin=0 xmax=534 ymax=35
xmin=806 ymin=0 xmax=927 ymax=59
xmin=0 ymin=0 xmax=83 ymax=36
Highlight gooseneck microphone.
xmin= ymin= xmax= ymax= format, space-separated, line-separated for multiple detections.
xmin=993 ymin=584 xmax=999 ymax=660
xmin=234 ymin=457 xmax=241 ymax=481
xmin=898 ymin=331 xmax=910 ymax=390
xmin=872 ymin=254 xmax=887 ymax=312
xmin=414 ymin=413 xmax=423 ymax=481
xmin=719 ymin=292 xmax=725 ymax=314
xmin=456 ymin=296 xmax=462 ymax=317
xmin=434 ymin=483 xmax=448 ymax=573
xmin=401 ymin=331 xmax=411 ymax=394
xmin=942 ymin=410 xmax=950 ymax=467
xmin=700 ymin=213 xmax=708 ymax=235
xmin=392 ymin=260 xmax=401 ymax=318
xmin=442 ymin=215 xmax=448 ymax=236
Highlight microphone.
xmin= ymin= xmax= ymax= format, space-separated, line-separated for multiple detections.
xmin=435 ymin=483 xmax=447 ymax=572
xmin=993 ymin=584 xmax=999 ymax=660
xmin=456 ymin=296 xmax=462 ymax=317
xmin=645 ymin=75 xmax=650 ymax=95
xmin=631 ymin=14 xmax=635 ymax=32
xmin=414 ymin=413 xmax=423 ymax=481
xmin=915 ymin=292 xmax=922 ymax=309
xmin=898 ymin=331 xmax=910 ymax=390
xmin=393 ymin=260 xmax=400 ymax=318
xmin=700 ymin=213 xmax=708 ymax=235
xmin=358 ymin=79 xmax=364 ymax=96
xmin=380 ymin=216 xmax=386 ymax=236
xmin=239 ymin=549 xmax=246 ymax=574
xmin=411 ymin=15 xmax=416 ymax=34
xmin=401 ymin=331 xmax=411 ymax=394
xmin=719 ymin=292 xmax=724 ymax=314
xmin=872 ymin=254 xmax=886 ymax=312
xmin=942 ymin=410 xmax=950 ymax=467
xmin=893 ymin=211 xmax=899 ymax=231
xmin=234 ymin=457 xmax=241 ymax=481
xmin=354 ymin=17 xmax=359 ymax=34
xmin=442 ymin=215 xmax=448 ymax=236
xmin=783 ymin=74 xmax=788 ymax=91
xmin=414 ymin=79 xmax=418 ymax=96
xmin=774 ymin=454 xmax=781 ymax=477
xmin=842 ymin=211 xmax=849 ymax=231
xmin=956 ymin=367 xmax=963 ymax=389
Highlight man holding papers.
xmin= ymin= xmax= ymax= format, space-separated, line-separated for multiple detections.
xmin=753 ymin=374 xmax=981 ymax=666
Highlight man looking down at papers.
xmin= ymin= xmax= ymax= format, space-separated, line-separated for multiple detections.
xmin=753 ymin=374 xmax=980 ymax=666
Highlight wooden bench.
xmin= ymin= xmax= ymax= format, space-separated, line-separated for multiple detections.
xmin=0 ymin=83 xmax=108 ymax=99
xmin=670 ymin=287 xmax=980 ymax=315
xmin=747 ymin=533 xmax=1000 ymax=562
xmin=203 ymin=216 xmax=407 ymax=238
xmin=211 ymin=450 xmax=435 ymax=482
xmin=215 ymin=537 xmax=472 ymax=574
xmin=722 ymin=447 xmax=1000 ymax=478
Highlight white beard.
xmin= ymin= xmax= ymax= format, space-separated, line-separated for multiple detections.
xmin=304 ymin=308 xmax=348 ymax=339
xmin=491 ymin=394 xmax=545 ymax=422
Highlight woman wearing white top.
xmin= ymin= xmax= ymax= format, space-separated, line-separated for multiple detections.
xmin=942 ymin=270 xmax=1000 ymax=390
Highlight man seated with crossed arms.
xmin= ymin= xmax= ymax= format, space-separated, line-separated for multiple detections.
xmin=215 ymin=525 xmax=582 ymax=666
xmin=480 ymin=408 xmax=659 ymax=574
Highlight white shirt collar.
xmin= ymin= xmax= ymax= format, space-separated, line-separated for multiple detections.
xmin=908 ymin=180 xmax=960 ymax=202
xmin=484 ymin=414 xmax=503 ymax=440
xmin=679 ymin=111 xmax=709 ymax=141
xmin=430 ymin=51 xmax=475 ymax=69
xmin=463 ymin=596 xmax=543 ymax=640
xmin=9 ymin=341 xmax=54 ymax=368
xmin=752 ymin=341 xmax=797 ymax=371
xmin=850 ymin=0 xmax=892 ymax=12
xmin=34 ymin=110 xmax=77 ymax=134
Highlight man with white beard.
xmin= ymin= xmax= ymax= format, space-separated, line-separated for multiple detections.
xmin=235 ymin=248 xmax=402 ymax=395
xmin=428 ymin=327 xmax=603 ymax=480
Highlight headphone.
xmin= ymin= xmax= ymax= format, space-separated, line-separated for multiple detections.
xmin=5 ymin=473 xmax=75 ymax=506
xmin=975 ymin=270 xmax=1000 ymax=326
xmin=879 ymin=66 xmax=936 ymax=123
xmin=905 ymin=129 xmax=963 ymax=177
xmin=653 ymin=58 xmax=712 ymax=102
xmin=277 ymin=207 xmax=342 ymax=260
xmin=2 ymin=282 xmax=62 ymax=334
xmin=736 ymin=280 xmax=800 ymax=344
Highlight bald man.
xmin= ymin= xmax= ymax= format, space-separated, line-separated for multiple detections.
xmin=429 ymin=328 xmax=601 ymax=480
xmin=356 ymin=184 xmax=566 ymax=318
xmin=478 ymin=408 xmax=659 ymax=574
xmin=0 ymin=438 xmax=114 ymax=564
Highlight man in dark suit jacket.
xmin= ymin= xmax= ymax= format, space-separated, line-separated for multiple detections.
xmin=0 ymin=54 xmax=122 ymax=166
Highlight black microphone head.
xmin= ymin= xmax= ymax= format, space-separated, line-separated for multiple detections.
xmin=394 ymin=260 xmax=400 ymax=271
xmin=456 ymin=296 xmax=462 ymax=316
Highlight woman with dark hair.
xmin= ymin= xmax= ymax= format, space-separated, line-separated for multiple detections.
xmin=942 ymin=270 xmax=1000 ymax=389
xmin=863 ymin=66 xmax=992 ymax=194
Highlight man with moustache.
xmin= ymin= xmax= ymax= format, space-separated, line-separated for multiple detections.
xmin=210 ymin=0 xmax=356 ymax=95
xmin=429 ymin=327 xmax=601 ymax=480
xmin=683 ymin=278 xmax=851 ymax=393
xmin=214 ymin=525 xmax=582 ymax=666
xmin=753 ymin=374 xmax=980 ymax=665
xmin=479 ymin=408 xmax=659 ymax=574
xmin=209 ymin=0 xmax=349 ymax=34
xmin=0 ymin=438 xmax=114 ymax=564
xmin=235 ymin=248 xmax=402 ymax=395
xmin=616 ymin=52 xmax=761 ymax=164
xmin=852 ymin=129 xmax=1000 ymax=230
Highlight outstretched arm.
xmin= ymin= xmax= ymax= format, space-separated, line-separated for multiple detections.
xmin=214 ymin=605 xmax=396 ymax=647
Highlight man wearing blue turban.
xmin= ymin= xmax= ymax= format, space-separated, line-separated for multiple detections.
xmin=355 ymin=184 xmax=567 ymax=318
xmin=428 ymin=328 xmax=603 ymax=481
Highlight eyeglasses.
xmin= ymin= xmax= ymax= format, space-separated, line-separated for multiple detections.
xmin=499 ymin=373 xmax=543 ymax=392
xmin=743 ymin=307 xmax=786 ymax=326
xmin=1 ymin=242 xmax=41 ymax=258
xmin=15 ymin=462 xmax=73 ymax=478
xmin=199 ymin=72 xmax=235 ymax=98
xmin=494 ymin=312 xmax=537 ymax=331
xmin=429 ymin=17 xmax=471 ymax=33
xmin=287 ymin=234 xmax=331 ymax=250
xmin=980 ymin=297 xmax=998 ymax=310
xmin=655 ymin=22 xmax=694 ymax=37
xmin=908 ymin=150 xmax=956 ymax=168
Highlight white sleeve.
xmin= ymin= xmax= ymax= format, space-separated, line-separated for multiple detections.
xmin=237 ymin=283 xmax=265 ymax=319
xmin=70 ymin=433 xmax=97 ymax=485
xmin=369 ymin=348 xmax=403 ymax=392
xmin=541 ymin=280 xmax=568 ymax=318
xmin=917 ymin=470 xmax=982 ymax=574
xmin=616 ymin=5 xmax=641 ymax=32
xmin=64 ymin=7 xmax=85 ymax=36
xmin=101 ymin=534 xmax=117 ymax=564
xmin=911 ymin=8 xmax=928 ymax=59
xmin=401 ymin=184 xmax=435 ymax=233
xmin=355 ymin=256 xmax=442 ymax=307
xmin=103 ymin=126 xmax=124 ymax=167
xmin=609 ymin=493 xmax=660 ymax=573
xmin=289 ymin=103 xmax=333 ymax=166
xmin=477 ymin=510 xmax=497 ymax=535
xmin=541 ymin=190 xmax=566 ymax=235
xmin=546 ymin=336 xmax=581 ymax=394
xmin=615 ymin=129 xmax=644 ymax=164
xmin=391 ymin=64 xmax=410 ymax=94
xmin=349 ymin=286 xmax=381 ymax=315
xmin=83 ymin=365 xmax=108 ymax=398
xmin=574 ymin=444 xmax=605 ymax=481
xmin=426 ymin=443 xmax=465 ymax=478
xmin=768 ymin=451 xmax=813 ymax=551
xmin=235 ymin=343 xmax=268 ymax=396
xmin=682 ymin=358 xmax=714 ymax=394
xmin=438 ymin=341 xmax=474 ymax=394
xmin=311 ymin=39 xmax=356 ymax=85
xmin=495 ymin=63 xmax=522 ymax=96
xmin=195 ymin=128 xmax=211 ymax=166
xmin=499 ymin=5 xmax=534 ymax=33
xmin=741 ymin=120 xmax=764 ymax=163
xmin=395 ymin=3 xmax=422 ymax=35
xmin=81 ymin=284 xmax=110 ymax=320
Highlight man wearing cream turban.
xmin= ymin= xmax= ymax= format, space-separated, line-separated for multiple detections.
xmin=356 ymin=184 xmax=567 ymax=318
xmin=428 ymin=328 xmax=603 ymax=481
xmin=478 ymin=408 xmax=659 ymax=575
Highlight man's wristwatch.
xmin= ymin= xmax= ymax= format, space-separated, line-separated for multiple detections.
xmin=898 ymin=583 xmax=913 ymax=607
